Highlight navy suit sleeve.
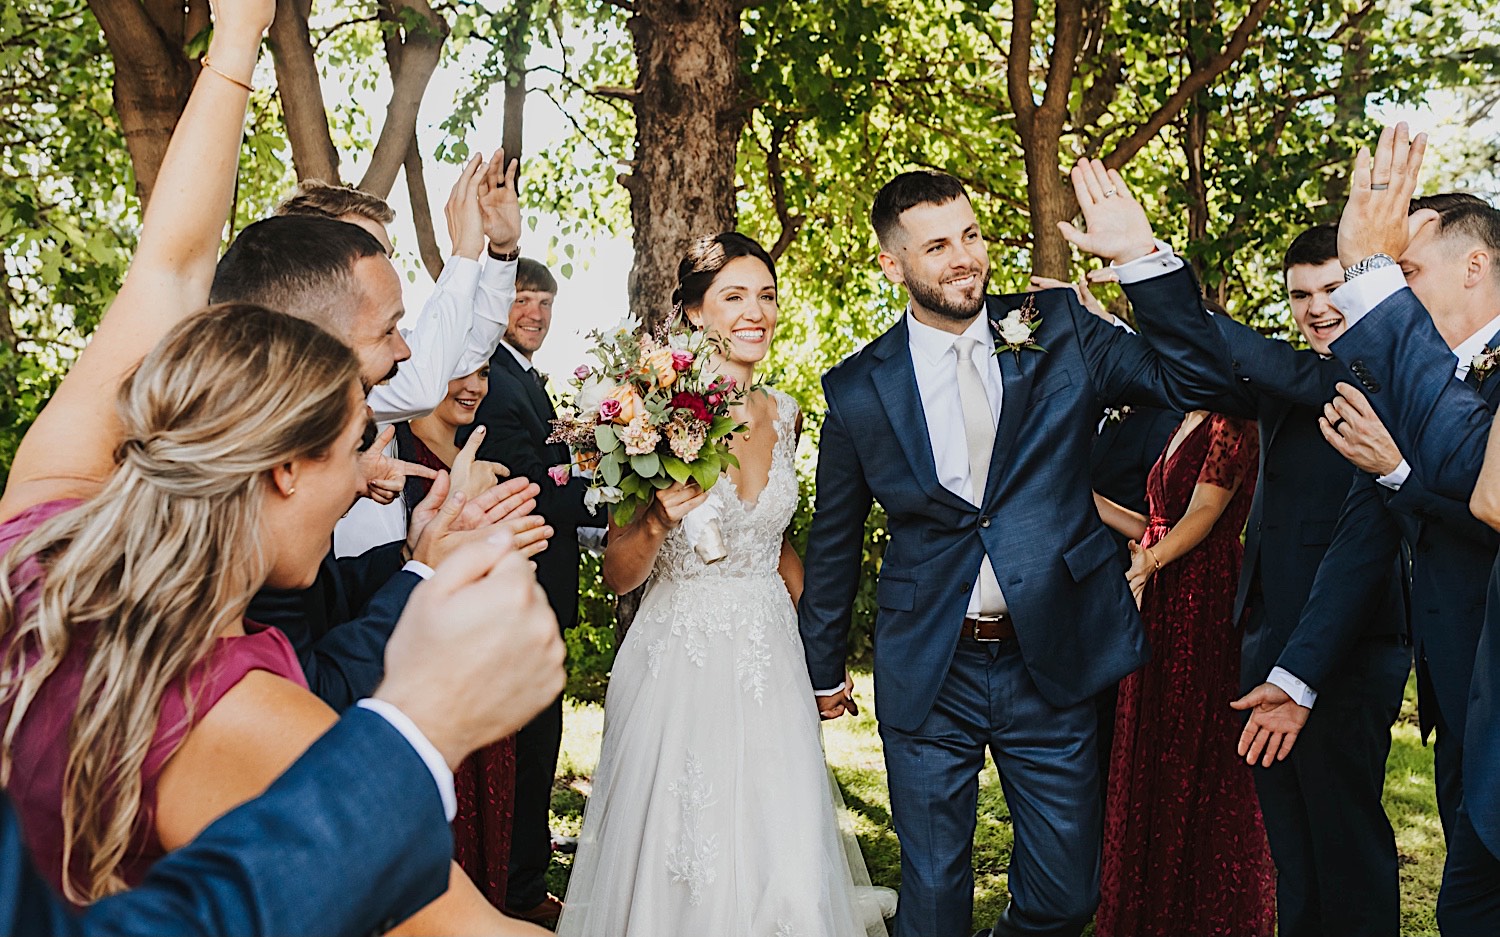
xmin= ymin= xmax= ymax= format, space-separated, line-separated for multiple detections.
xmin=332 ymin=542 xmax=406 ymax=602
xmin=1385 ymin=471 xmax=1500 ymax=550
xmin=0 ymin=709 xmax=451 ymax=937
xmin=299 ymin=569 xmax=421 ymax=711
xmin=1330 ymin=288 xmax=1492 ymax=500
xmin=1214 ymin=314 xmax=1346 ymax=411
xmin=798 ymin=383 xmax=874 ymax=692
xmin=1077 ymin=266 xmax=1235 ymax=412
xmin=1275 ymin=474 xmax=1405 ymax=690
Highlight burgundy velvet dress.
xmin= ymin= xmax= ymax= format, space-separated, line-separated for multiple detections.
xmin=406 ymin=432 xmax=519 ymax=910
xmin=1097 ymin=413 xmax=1275 ymax=937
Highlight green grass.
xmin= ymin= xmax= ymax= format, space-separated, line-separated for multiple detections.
xmin=545 ymin=673 xmax=1444 ymax=935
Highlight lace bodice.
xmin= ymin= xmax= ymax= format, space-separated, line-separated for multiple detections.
xmin=652 ymin=387 xmax=799 ymax=584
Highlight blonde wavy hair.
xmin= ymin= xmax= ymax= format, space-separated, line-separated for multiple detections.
xmin=0 ymin=304 xmax=361 ymax=903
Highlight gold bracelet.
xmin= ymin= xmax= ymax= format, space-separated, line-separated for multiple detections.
xmin=200 ymin=56 xmax=254 ymax=93
xmin=1144 ymin=546 xmax=1162 ymax=572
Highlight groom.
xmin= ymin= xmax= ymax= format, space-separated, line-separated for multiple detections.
xmin=799 ymin=162 xmax=1228 ymax=937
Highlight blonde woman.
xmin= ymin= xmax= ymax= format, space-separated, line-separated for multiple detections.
xmin=0 ymin=3 xmax=550 ymax=933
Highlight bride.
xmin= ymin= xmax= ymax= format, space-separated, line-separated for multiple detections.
xmin=557 ymin=233 xmax=894 ymax=936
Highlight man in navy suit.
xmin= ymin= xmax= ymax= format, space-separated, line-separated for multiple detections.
xmin=2 ymin=536 xmax=566 ymax=937
xmin=1240 ymin=124 xmax=1500 ymax=933
xmin=800 ymin=161 xmax=1229 ymax=937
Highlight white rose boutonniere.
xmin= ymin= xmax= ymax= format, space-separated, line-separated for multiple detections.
xmin=990 ymin=295 xmax=1046 ymax=361
xmin=1471 ymin=346 xmax=1500 ymax=384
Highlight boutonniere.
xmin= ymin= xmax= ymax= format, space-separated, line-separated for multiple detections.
xmin=1104 ymin=404 xmax=1134 ymax=425
xmin=991 ymin=295 xmax=1047 ymax=361
xmin=1471 ymin=346 xmax=1500 ymax=384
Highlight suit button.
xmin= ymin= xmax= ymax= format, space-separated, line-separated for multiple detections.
xmin=979 ymin=516 xmax=991 ymax=528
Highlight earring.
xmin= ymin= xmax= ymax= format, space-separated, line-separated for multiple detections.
xmin=288 ymin=487 xmax=296 ymax=496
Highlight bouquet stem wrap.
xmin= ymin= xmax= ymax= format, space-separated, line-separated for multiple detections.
xmin=680 ymin=502 xmax=728 ymax=564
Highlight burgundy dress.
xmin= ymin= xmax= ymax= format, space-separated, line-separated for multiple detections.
xmin=0 ymin=499 xmax=307 ymax=903
xmin=1097 ymin=413 xmax=1275 ymax=937
xmin=405 ymin=430 xmax=519 ymax=910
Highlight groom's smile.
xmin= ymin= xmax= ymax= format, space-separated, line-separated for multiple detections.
xmin=878 ymin=195 xmax=993 ymax=326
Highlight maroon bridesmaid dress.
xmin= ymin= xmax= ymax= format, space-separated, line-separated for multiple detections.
xmin=406 ymin=432 xmax=519 ymax=910
xmin=1097 ymin=412 xmax=1276 ymax=937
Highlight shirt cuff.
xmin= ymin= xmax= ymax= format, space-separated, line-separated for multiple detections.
xmin=1111 ymin=240 xmax=1184 ymax=284
xmin=1376 ymin=459 xmax=1411 ymax=490
xmin=1267 ymin=666 xmax=1318 ymax=708
xmin=402 ymin=560 xmax=435 ymax=580
xmin=356 ymin=698 xmax=458 ymax=821
xmin=814 ymin=682 xmax=846 ymax=697
xmin=435 ymin=255 xmax=481 ymax=296
xmin=479 ymin=255 xmax=518 ymax=289
xmin=1329 ymin=264 xmax=1406 ymax=330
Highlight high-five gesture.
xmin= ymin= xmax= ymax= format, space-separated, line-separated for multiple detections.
xmin=478 ymin=147 xmax=521 ymax=255
xmin=208 ymin=0 xmax=276 ymax=42
xmin=445 ymin=154 xmax=488 ymax=260
xmin=1057 ymin=159 xmax=1157 ymax=266
xmin=1337 ymin=122 xmax=1433 ymax=268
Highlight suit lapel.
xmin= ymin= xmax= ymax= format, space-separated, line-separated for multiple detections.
xmin=983 ymin=296 xmax=1039 ymax=504
xmin=870 ymin=322 xmax=973 ymax=513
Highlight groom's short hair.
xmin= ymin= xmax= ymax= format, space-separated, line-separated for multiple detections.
xmin=871 ymin=171 xmax=969 ymax=248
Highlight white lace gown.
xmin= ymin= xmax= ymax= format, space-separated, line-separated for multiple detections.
xmin=557 ymin=389 xmax=891 ymax=937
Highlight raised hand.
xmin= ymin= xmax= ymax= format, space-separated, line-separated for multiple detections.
xmin=1057 ymin=159 xmax=1157 ymax=265
xmin=1319 ymin=382 xmax=1404 ymax=476
xmin=1337 ymin=122 xmax=1433 ymax=268
xmin=447 ymin=426 xmax=510 ymax=501
xmin=209 ymin=0 xmax=277 ymax=43
xmin=477 ymin=148 xmax=521 ymax=255
xmin=1230 ymin=683 xmax=1311 ymax=767
xmin=1030 ymin=275 xmax=1114 ymax=323
xmin=444 ymin=154 xmax=488 ymax=261
xmin=376 ymin=538 xmax=566 ymax=768
xmin=358 ymin=425 xmax=439 ymax=505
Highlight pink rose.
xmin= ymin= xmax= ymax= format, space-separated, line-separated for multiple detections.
xmin=706 ymin=393 xmax=722 ymax=407
xmin=598 ymin=397 xmax=622 ymax=421
xmin=548 ymin=464 xmax=570 ymax=487
xmin=670 ymin=350 xmax=694 ymax=372
xmin=573 ymin=364 xmax=592 ymax=381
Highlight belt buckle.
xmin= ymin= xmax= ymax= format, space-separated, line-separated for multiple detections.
xmin=971 ymin=613 xmax=1005 ymax=643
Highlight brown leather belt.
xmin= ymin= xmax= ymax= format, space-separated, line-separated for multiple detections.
xmin=961 ymin=613 xmax=1016 ymax=642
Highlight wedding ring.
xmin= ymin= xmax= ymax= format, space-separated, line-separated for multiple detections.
xmin=1333 ymin=418 xmax=1348 ymax=433
xmin=1370 ymin=183 xmax=1391 ymax=191
xmin=1103 ymin=188 xmax=1117 ymax=198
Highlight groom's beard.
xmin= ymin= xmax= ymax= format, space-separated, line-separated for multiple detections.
xmin=903 ymin=262 xmax=991 ymax=322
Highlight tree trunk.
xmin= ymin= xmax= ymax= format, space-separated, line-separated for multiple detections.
xmin=269 ymin=0 xmax=342 ymax=183
xmin=359 ymin=0 xmax=449 ymax=198
xmin=621 ymin=0 xmax=746 ymax=330
xmin=498 ymin=0 xmax=538 ymax=172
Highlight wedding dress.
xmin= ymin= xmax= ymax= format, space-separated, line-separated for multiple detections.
xmin=557 ymin=388 xmax=894 ymax=937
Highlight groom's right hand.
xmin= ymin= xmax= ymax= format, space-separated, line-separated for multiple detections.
xmin=816 ymin=669 xmax=857 ymax=720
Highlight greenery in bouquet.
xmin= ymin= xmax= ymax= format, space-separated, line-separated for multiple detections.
xmin=548 ymin=318 xmax=746 ymax=526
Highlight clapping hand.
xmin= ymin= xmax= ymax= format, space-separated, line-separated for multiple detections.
xmin=1337 ymin=122 xmax=1435 ymax=269
xmin=359 ymin=425 xmax=438 ymax=505
xmin=1057 ymin=159 xmax=1158 ymax=266
xmin=407 ymin=471 xmax=551 ymax=568
xmin=1230 ymin=683 xmax=1311 ymax=766
xmin=477 ymin=148 xmax=521 ymax=255
xmin=1319 ymin=383 xmax=1404 ymax=476
xmin=448 ymin=426 xmax=511 ymax=501
xmin=445 ymin=155 xmax=489 ymax=261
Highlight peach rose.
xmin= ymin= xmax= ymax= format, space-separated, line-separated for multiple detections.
xmin=644 ymin=347 xmax=677 ymax=389
xmin=604 ymin=384 xmax=643 ymax=424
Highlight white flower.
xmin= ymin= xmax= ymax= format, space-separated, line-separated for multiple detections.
xmin=609 ymin=316 xmax=639 ymax=339
xmin=575 ymin=375 xmax=617 ymax=417
xmin=584 ymin=485 xmax=624 ymax=513
xmin=668 ymin=331 xmax=692 ymax=351
xmin=998 ymin=311 xmax=1032 ymax=345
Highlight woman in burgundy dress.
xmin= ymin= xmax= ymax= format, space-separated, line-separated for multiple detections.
xmin=398 ymin=364 xmax=519 ymax=911
xmin=1093 ymin=410 xmax=1274 ymax=937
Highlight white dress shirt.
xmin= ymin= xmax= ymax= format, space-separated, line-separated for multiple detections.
xmin=335 ymin=259 xmax=517 ymax=557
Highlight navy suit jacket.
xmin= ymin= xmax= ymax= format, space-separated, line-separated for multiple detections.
xmin=458 ymin=347 xmax=592 ymax=630
xmin=799 ymin=266 xmax=1230 ymax=732
xmin=0 ymin=708 xmax=449 ymax=937
xmin=249 ymin=543 xmax=421 ymax=711
xmin=1201 ymin=316 xmax=1407 ymax=687
xmin=1328 ymin=286 xmax=1500 ymax=853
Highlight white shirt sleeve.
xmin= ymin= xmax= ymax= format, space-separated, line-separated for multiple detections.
xmin=1110 ymin=240 xmax=1185 ymax=283
xmin=449 ymin=258 xmax=517 ymax=379
xmin=814 ymin=682 xmax=847 ymax=697
xmin=1376 ymin=459 xmax=1411 ymax=491
xmin=1328 ymin=264 xmax=1407 ymax=330
xmin=402 ymin=560 xmax=435 ymax=580
xmin=367 ymin=258 xmax=483 ymax=424
xmin=1266 ymin=666 xmax=1319 ymax=708
xmin=355 ymin=698 xmax=457 ymax=821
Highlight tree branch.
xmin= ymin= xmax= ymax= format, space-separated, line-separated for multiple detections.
xmin=763 ymin=124 xmax=804 ymax=261
xmin=1038 ymin=0 xmax=1085 ymax=122
xmin=1007 ymin=0 xmax=1037 ymax=132
xmin=1103 ymin=0 xmax=1274 ymax=169
xmin=268 ymin=0 xmax=342 ymax=182
xmin=403 ymin=135 xmax=445 ymax=281
xmin=359 ymin=0 xmax=450 ymax=198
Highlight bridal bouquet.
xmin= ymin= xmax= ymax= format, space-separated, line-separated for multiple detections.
xmin=547 ymin=318 xmax=745 ymax=540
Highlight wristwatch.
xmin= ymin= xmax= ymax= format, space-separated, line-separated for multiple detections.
xmin=1344 ymin=252 xmax=1396 ymax=281
xmin=488 ymin=243 xmax=521 ymax=262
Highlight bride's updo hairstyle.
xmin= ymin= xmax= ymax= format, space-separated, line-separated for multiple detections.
xmin=671 ymin=232 xmax=776 ymax=326
xmin=0 ymin=303 xmax=361 ymax=902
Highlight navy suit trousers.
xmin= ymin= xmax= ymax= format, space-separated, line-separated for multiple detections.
xmin=879 ymin=638 xmax=1099 ymax=937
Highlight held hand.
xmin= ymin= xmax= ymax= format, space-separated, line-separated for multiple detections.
xmin=1125 ymin=540 xmax=1155 ymax=608
xmin=1029 ymin=275 xmax=1113 ymax=323
xmin=1319 ymin=382 xmax=1404 ymax=476
xmin=817 ymin=687 xmax=851 ymax=721
xmin=648 ymin=481 xmax=711 ymax=531
xmin=1337 ymin=122 xmax=1433 ymax=268
xmin=444 ymin=154 xmax=488 ymax=260
xmin=376 ymin=538 xmax=566 ymax=768
xmin=1230 ymin=683 xmax=1311 ymax=767
xmin=1057 ymin=159 xmax=1157 ymax=265
xmin=478 ymin=148 xmax=521 ymax=255
xmin=358 ymin=425 xmax=439 ymax=505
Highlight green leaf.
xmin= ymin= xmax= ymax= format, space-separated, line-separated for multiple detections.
xmin=708 ymin=416 xmax=737 ymax=438
xmin=595 ymin=424 xmax=620 ymax=453
xmin=661 ymin=454 xmax=692 ymax=483
xmin=600 ymin=452 xmax=623 ymax=487
xmin=689 ymin=455 xmax=721 ymax=490
xmin=629 ymin=451 xmax=661 ymax=477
